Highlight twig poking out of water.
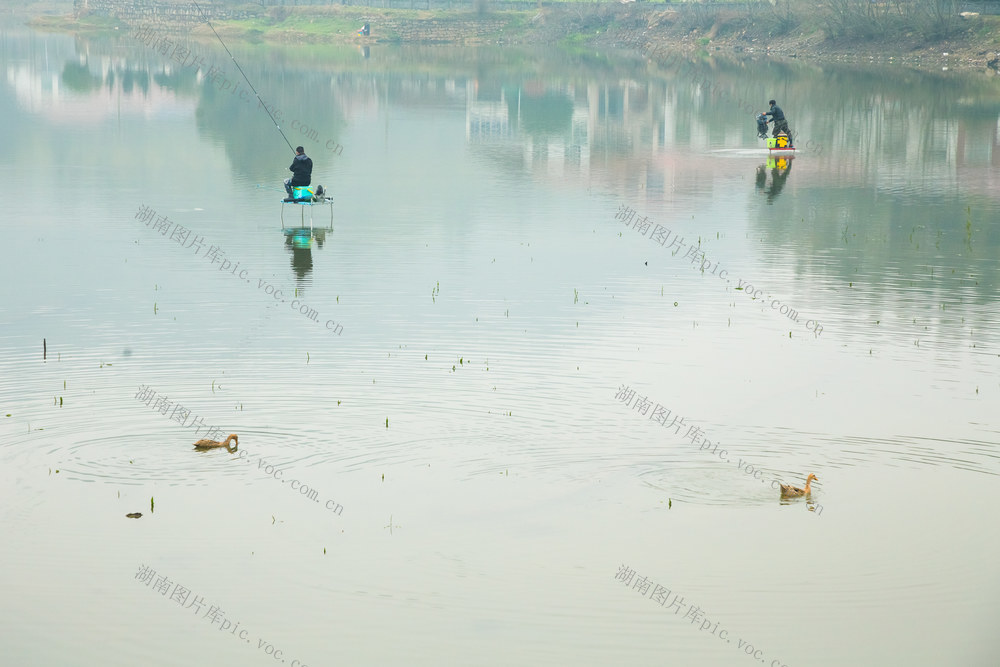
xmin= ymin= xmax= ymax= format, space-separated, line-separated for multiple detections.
xmin=43 ymin=338 xmax=46 ymax=360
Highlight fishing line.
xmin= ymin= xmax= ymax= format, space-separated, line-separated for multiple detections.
xmin=192 ymin=1 xmax=296 ymax=154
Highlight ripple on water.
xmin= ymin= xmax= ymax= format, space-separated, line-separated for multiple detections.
xmin=59 ymin=431 xmax=247 ymax=487
xmin=630 ymin=422 xmax=1000 ymax=508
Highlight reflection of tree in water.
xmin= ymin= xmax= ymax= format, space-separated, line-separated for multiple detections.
xmin=62 ymin=55 xmax=167 ymax=97
xmin=61 ymin=61 xmax=102 ymax=93
xmin=151 ymin=67 xmax=201 ymax=95
xmin=195 ymin=67 xmax=347 ymax=184
xmin=119 ymin=67 xmax=150 ymax=95
xmin=504 ymin=85 xmax=573 ymax=136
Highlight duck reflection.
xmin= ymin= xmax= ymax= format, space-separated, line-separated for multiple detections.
xmin=282 ymin=226 xmax=329 ymax=281
xmin=754 ymin=156 xmax=794 ymax=204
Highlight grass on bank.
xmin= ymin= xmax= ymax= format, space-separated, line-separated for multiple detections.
xmin=220 ymin=13 xmax=364 ymax=41
xmin=205 ymin=5 xmax=536 ymax=43
xmin=30 ymin=12 xmax=127 ymax=32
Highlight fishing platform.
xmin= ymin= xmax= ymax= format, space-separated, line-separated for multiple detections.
xmin=766 ymin=134 xmax=795 ymax=154
xmin=281 ymin=186 xmax=334 ymax=230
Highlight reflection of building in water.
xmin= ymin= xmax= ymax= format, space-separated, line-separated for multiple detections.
xmin=465 ymin=80 xmax=590 ymax=179
xmin=463 ymin=77 xmax=704 ymax=197
xmin=463 ymin=73 xmax=1000 ymax=201
xmin=465 ymin=81 xmax=513 ymax=142
xmin=955 ymin=117 xmax=1000 ymax=194
xmin=5 ymin=54 xmax=191 ymax=124
xmin=827 ymin=103 xmax=1000 ymax=198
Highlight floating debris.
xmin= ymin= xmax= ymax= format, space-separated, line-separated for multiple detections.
xmin=126 ymin=512 xmax=143 ymax=519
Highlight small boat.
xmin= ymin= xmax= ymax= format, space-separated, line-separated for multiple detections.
xmin=766 ymin=131 xmax=795 ymax=152
xmin=767 ymin=138 xmax=795 ymax=153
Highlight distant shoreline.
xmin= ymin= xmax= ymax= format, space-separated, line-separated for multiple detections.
xmin=24 ymin=2 xmax=1000 ymax=72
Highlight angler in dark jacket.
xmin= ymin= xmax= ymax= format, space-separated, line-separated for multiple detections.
xmin=765 ymin=100 xmax=793 ymax=147
xmin=284 ymin=146 xmax=313 ymax=199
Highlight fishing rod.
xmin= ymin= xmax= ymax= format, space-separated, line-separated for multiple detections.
xmin=192 ymin=1 xmax=296 ymax=154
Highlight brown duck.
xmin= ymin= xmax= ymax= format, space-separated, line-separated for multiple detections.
xmin=193 ymin=433 xmax=239 ymax=452
xmin=779 ymin=473 xmax=817 ymax=498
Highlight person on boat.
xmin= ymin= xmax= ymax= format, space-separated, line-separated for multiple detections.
xmin=284 ymin=146 xmax=313 ymax=200
xmin=765 ymin=100 xmax=793 ymax=148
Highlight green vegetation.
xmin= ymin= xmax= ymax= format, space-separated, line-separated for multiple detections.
xmin=31 ymin=12 xmax=126 ymax=32
xmin=224 ymin=11 xmax=362 ymax=41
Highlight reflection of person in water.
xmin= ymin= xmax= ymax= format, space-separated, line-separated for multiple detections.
xmin=755 ymin=157 xmax=793 ymax=204
xmin=283 ymin=228 xmax=327 ymax=281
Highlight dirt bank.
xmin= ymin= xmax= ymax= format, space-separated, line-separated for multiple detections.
xmin=588 ymin=5 xmax=1000 ymax=71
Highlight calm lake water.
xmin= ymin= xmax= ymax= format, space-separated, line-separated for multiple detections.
xmin=2 ymin=19 xmax=999 ymax=666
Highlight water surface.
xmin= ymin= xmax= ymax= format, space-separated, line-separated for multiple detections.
xmin=1 ymin=22 xmax=999 ymax=666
